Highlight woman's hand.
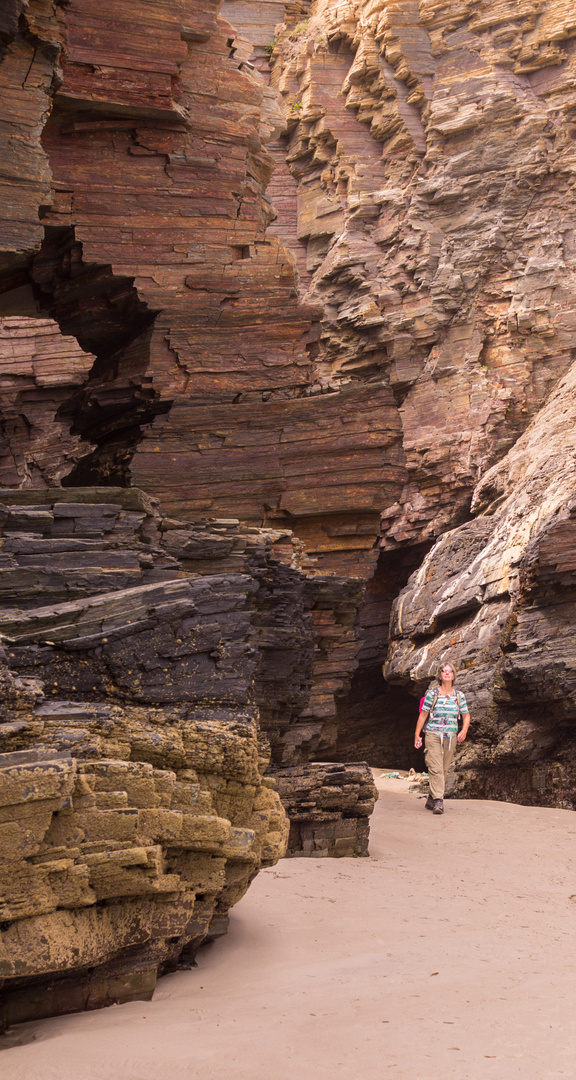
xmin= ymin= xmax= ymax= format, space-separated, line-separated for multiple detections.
xmin=457 ymin=714 xmax=470 ymax=742
xmin=414 ymin=711 xmax=427 ymax=751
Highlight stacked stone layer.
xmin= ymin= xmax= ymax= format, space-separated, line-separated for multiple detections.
xmin=0 ymin=316 xmax=95 ymax=487
xmin=275 ymin=761 xmax=377 ymax=856
xmin=0 ymin=488 xmax=297 ymax=1025
xmin=2 ymin=2 xmax=576 ymax=1019
xmin=265 ymin=0 xmax=576 ymax=550
xmin=0 ymin=485 xmax=380 ymax=1025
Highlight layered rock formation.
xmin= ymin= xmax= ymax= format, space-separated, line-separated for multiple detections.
xmin=3 ymin=0 xmax=576 ymax=1024
xmin=0 ymin=0 xmax=404 ymax=582
xmin=0 ymin=484 xmax=377 ymax=1025
xmin=265 ymin=0 xmax=576 ymax=554
xmin=0 ymin=489 xmax=293 ymax=1025
xmin=0 ymin=316 xmax=95 ymax=486
xmin=387 ymin=359 xmax=576 ymax=807
xmin=276 ymin=760 xmax=377 ymax=856
xmin=257 ymin=0 xmax=576 ymax=783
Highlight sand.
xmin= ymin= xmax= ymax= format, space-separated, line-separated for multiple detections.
xmin=2 ymin=775 xmax=576 ymax=1080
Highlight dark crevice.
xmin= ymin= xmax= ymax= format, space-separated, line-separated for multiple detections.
xmin=0 ymin=219 xmax=169 ymax=488
xmin=0 ymin=2 xmax=22 ymax=62
xmin=329 ymin=541 xmax=434 ymax=767
xmin=32 ymin=226 xmax=157 ymax=358
xmin=19 ymin=224 xmax=171 ymax=486
xmin=0 ymin=262 xmax=33 ymax=301
xmin=330 ymin=669 xmax=426 ymax=771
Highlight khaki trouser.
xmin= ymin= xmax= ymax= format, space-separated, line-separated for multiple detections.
xmin=425 ymin=732 xmax=457 ymax=799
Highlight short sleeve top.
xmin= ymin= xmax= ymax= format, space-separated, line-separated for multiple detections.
xmin=423 ymin=687 xmax=468 ymax=736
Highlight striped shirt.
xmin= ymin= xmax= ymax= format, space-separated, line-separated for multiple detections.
xmin=423 ymin=688 xmax=468 ymax=736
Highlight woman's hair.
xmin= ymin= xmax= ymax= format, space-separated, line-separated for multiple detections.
xmin=437 ymin=661 xmax=456 ymax=682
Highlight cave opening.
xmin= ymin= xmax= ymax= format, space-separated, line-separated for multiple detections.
xmin=32 ymin=225 xmax=157 ymax=359
xmin=328 ymin=540 xmax=434 ymax=770
xmin=334 ymin=668 xmax=426 ymax=771
xmin=0 ymin=223 xmax=170 ymax=488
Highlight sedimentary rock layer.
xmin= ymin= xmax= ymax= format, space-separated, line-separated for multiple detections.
xmin=0 ymin=485 xmax=381 ymax=1025
xmin=0 ymin=0 xmax=399 ymax=581
xmin=266 ymin=0 xmax=576 ymax=551
xmin=275 ymin=760 xmax=377 ymax=856
xmin=0 ymin=0 xmax=65 ymax=277
xmin=0 ymin=488 xmax=294 ymax=1025
xmin=0 ymin=317 xmax=95 ymax=486
xmin=258 ymin=0 xmax=576 ymax=788
xmin=386 ymin=356 xmax=576 ymax=807
xmin=2 ymin=0 xmax=576 ymax=831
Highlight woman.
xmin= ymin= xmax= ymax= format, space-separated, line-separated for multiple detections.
xmin=414 ymin=662 xmax=470 ymax=815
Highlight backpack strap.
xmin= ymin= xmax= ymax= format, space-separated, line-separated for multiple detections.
xmin=422 ymin=687 xmax=439 ymax=732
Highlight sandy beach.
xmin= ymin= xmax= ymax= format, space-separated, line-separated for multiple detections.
xmin=2 ymin=776 xmax=576 ymax=1080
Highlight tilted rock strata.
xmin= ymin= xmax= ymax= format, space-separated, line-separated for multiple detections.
xmin=0 ymin=0 xmax=398 ymax=583
xmin=0 ymin=317 xmax=95 ymax=486
xmin=265 ymin=0 xmax=576 ymax=551
xmin=253 ymin=0 xmax=576 ymax=778
xmin=0 ymin=743 xmax=284 ymax=1026
xmin=2 ymin=0 xmax=576 ymax=835
xmin=0 ymin=486 xmax=367 ymax=768
xmin=386 ymin=354 xmax=576 ymax=807
xmin=0 ymin=0 xmax=65 ymax=278
xmin=0 ymin=489 xmax=292 ymax=1026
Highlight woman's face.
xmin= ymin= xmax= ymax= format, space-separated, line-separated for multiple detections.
xmin=440 ymin=665 xmax=455 ymax=683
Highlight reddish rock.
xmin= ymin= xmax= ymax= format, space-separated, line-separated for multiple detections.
xmin=0 ymin=316 xmax=95 ymax=486
xmin=0 ymin=0 xmax=66 ymax=281
xmin=17 ymin=0 xmax=392 ymax=580
xmin=3 ymin=0 xmax=576 ymax=834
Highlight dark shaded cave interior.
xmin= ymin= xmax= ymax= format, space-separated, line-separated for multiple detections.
xmin=0 ymin=222 xmax=169 ymax=488
xmin=328 ymin=541 xmax=433 ymax=770
xmin=333 ymin=672 xmax=427 ymax=772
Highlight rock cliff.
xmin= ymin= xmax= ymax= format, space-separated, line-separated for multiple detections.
xmin=0 ymin=486 xmax=376 ymax=1025
xmin=0 ymin=2 xmax=384 ymax=1023
xmin=0 ymin=489 xmax=291 ymax=1025
xmin=2 ymin=0 xmax=576 ymax=1022
xmin=258 ymin=0 xmax=576 ymax=785
xmin=387 ymin=360 xmax=576 ymax=806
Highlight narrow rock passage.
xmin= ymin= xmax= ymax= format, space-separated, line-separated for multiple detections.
xmin=3 ymin=783 xmax=576 ymax=1080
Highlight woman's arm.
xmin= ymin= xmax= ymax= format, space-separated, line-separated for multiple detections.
xmin=457 ymin=711 xmax=470 ymax=742
xmin=414 ymin=711 xmax=428 ymax=749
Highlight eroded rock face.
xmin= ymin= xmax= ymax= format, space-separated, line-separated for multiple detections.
xmin=0 ymin=317 xmax=95 ymax=486
xmin=0 ymin=484 xmax=381 ymax=1024
xmin=0 ymin=488 xmax=296 ymax=1025
xmin=0 ymin=0 xmax=382 ymax=1028
xmin=0 ymin=0 xmax=404 ymax=583
xmin=266 ymin=0 xmax=576 ymax=550
xmin=257 ymin=0 xmax=576 ymax=785
xmin=275 ymin=761 xmax=377 ymax=856
xmin=0 ymin=0 xmax=65 ymax=279
xmin=387 ymin=357 xmax=576 ymax=807
xmin=2 ymin=0 xmax=576 ymax=988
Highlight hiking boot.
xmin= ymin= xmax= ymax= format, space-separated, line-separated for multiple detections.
xmin=425 ymin=794 xmax=434 ymax=811
xmin=432 ymin=799 xmax=444 ymax=815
